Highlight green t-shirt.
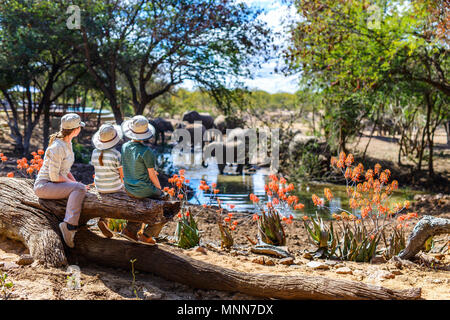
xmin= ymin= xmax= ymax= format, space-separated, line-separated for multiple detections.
xmin=121 ymin=141 xmax=160 ymax=198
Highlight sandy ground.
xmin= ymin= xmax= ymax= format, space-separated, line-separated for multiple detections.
xmin=1 ymin=199 xmax=449 ymax=300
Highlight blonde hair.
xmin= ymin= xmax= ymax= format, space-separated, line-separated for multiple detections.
xmin=49 ymin=128 xmax=78 ymax=146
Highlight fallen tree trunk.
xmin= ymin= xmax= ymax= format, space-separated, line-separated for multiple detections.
xmin=398 ymin=215 xmax=450 ymax=260
xmin=0 ymin=178 xmax=180 ymax=266
xmin=75 ymin=229 xmax=421 ymax=300
xmin=0 ymin=178 xmax=421 ymax=300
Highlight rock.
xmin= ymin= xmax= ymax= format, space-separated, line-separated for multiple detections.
xmin=279 ymin=257 xmax=294 ymax=265
xmin=16 ymin=254 xmax=34 ymax=266
xmin=142 ymin=288 xmax=163 ymax=300
xmin=370 ymin=256 xmax=386 ymax=264
xmin=195 ymin=246 xmax=207 ymax=255
xmin=252 ymin=257 xmax=265 ymax=265
xmin=432 ymin=254 xmax=445 ymax=261
xmin=302 ymin=252 xmax=314 ymax=260
xmin=325 ymin=260 xmax=339 ymax=267
xmin=264 ymin=259 xmax=275 ymax=266
xmin=0 ymin=261 xmax=19 ymax=271
xmin=335 ymin=267 xmax=353 ymax=275
xmin=430 ymin=279 xmax=444 ymax=284
xmin=389 ymin=256 xmax=416 ymax=269
xmin=391 ymin=270 xmax=403 ymax=275
xmin=306 ymin=261 xmax=330 ymax=270
xmin=368 ymin=270 xmax=395 ymax=281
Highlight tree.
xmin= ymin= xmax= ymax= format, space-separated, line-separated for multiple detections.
xmin=0 ymin=0 xmax=85 ymax=153
xmin=78 ymin=0 xmax=271 ymax=122
xmin=285 ymin=0 xmax=449 ymax=173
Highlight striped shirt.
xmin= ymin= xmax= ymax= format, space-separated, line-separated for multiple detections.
xmin=90 ymin=148 xmax=123 ymax=193
xmin=36 ymin=139 xmax=74 ymax=183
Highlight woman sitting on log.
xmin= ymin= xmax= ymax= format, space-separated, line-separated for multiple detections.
xmin=120 ymin=115 xmax=165 ymax=244
xmin=90 ymin=123 xmax=124 ymax=238
xmin=34 ymin=113 xmax=88 ymax=248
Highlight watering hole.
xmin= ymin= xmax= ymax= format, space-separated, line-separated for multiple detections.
xmin=156 ymin=149 xmax=419 ymax=219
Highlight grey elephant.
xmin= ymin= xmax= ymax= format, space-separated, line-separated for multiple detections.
xmin=202 ymin=139 xmax=246 ymax=174
xmin=182 ymin=110 xmax=215 ymax=129
xmin=175 ymin=121 xmax=207 ymax=149
xmin=214 ymin=115 xmax=246 ymax=134
xmin=148 ymin=117 xmax=174 ymax=145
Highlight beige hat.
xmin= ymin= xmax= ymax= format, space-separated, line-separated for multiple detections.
xmin=122 ymin=115 xmax=155 ymax=140
xmin=92 ymin=124 xmax=123 ymax=150
xmin=61 ymin=113 xmax=85 ymax=130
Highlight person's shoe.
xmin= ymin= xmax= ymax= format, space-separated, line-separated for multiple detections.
xmin=97 ymin=219 xmax=113 ymax=238
xmin=59 ymin=222 xmax=76 ymax=248
xmin=120 ymin=228 xmax=139 ymax=242
xmin=138 ymin=233 xmax=156 ymax=245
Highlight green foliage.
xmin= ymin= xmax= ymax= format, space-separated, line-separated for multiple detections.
xmin=107 ymin=219 xmax=127 ymax=233
xmin=257 ymin=209 xmax=286 ymax=246
xmin=218 ymin=221 xmax=234 ymax=249
xmin=0 ymin=272 xmax=14 ymax=300
xmin=72 ymin=142 xmax=91 ymax=164
xmin=382 ymin=227 xmax=407 ymax=260
xmin=289 ymin=141 xmax=325 ymax=180
xmin=337 ymin=225 xmax=381 ymax=262
xmin=175 ymin=213 xmax=201 ymax=249
xmin=303 ymin=213 xmax=337 ymax=258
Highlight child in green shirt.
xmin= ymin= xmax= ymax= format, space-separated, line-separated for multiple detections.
xmin=120 ymin=115 xmax=164 ymax=243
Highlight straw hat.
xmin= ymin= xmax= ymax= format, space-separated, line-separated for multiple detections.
xmin=92 ymin=124 xmax=123 ymax=150
xmin=61 ymin=113 xmax=85 ymax=130
xmin=122 ymin=115 xmax=155 ymax=140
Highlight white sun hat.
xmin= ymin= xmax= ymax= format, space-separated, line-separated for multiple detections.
xmin=122 ymin=115 xmax=155 ymax=140
xmin=92 ymin=123 xmax=123 ymax=150
xmin=61 ymin=113 xmax=85 ymax=130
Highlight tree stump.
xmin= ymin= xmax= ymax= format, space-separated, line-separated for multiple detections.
xmin=398 ymin=215 xmax=450 ymax=260
xmin=0 ymin=177 xmax=422 ymax=300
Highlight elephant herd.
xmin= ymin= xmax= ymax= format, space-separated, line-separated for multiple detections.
xmin=147 ymin=111 xmax=254 ymax=174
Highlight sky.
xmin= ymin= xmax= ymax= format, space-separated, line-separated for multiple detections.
xmin=180 ymin=0 xmax=300 ymax=94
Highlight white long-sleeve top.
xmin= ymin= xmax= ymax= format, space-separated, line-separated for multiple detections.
xmin=36 ymin=139 xmax=75 ymax=183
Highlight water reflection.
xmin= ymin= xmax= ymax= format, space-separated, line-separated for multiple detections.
xmin=157 ymin=149 xmax=417 ymax=219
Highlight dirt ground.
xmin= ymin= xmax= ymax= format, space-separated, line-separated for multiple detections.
xmin=1 ymin=198 xmax=449 ymax=300
xmin=0 ymin=115 xmax=449 ymax=300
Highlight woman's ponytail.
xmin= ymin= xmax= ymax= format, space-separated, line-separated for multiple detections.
xmin=49 ymin=128 xmax=77 ymax=146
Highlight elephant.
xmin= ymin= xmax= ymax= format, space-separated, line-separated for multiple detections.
xmin=202 ymin=140 xmax=247 ymax=175
xmin=214 ymin=115 xmax=246 ymax=134
xmin=175 ymin=121 xmax=207 ymax=150
xmin=182 ymin=110 xmax=215 ymax=129
xmin=148 ymin=117 xmax=174 ymax=145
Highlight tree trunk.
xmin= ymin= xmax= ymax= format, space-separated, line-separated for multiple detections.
xmin=398 ymin=215 xmax=450 ymax=260
xmin=0 ymin=178 xmax=180 ymax=266
xmin=0 ymin=178 xmax=422 ymax=300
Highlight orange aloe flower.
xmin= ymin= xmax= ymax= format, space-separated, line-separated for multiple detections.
xmin=7 ymin=172 xmax=14 ymax=178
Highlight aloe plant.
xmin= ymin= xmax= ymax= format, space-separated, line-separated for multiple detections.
xmin=257 ymin=208 xmax=286 ymax=246
xmin=175 ymin=214 xmax=201 ymax=249
xmin=303 ymin=213 xmax=337 ymax=258
xmin=338 ymin=225 xmax=380 ymax=262
xmin=382 ymin=227 xmax=406 ymax=260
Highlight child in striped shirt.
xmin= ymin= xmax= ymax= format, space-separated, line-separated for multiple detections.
xmin=91 ymin=123 xmax=124 ymax=237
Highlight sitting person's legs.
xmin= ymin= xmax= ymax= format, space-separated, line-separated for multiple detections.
xmin=34 ymin=180 xmax=87 ymax=247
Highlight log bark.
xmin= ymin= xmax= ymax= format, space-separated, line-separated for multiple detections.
xmin=398 ymin=215 xmax=450 ymax=260
xmin=0 ymin=178 xmax=180 ymax=266
xmin=0 ymin=178 xmax=422 ymax=300
xmin=74 ymin=229 xmax=421 ymax=300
